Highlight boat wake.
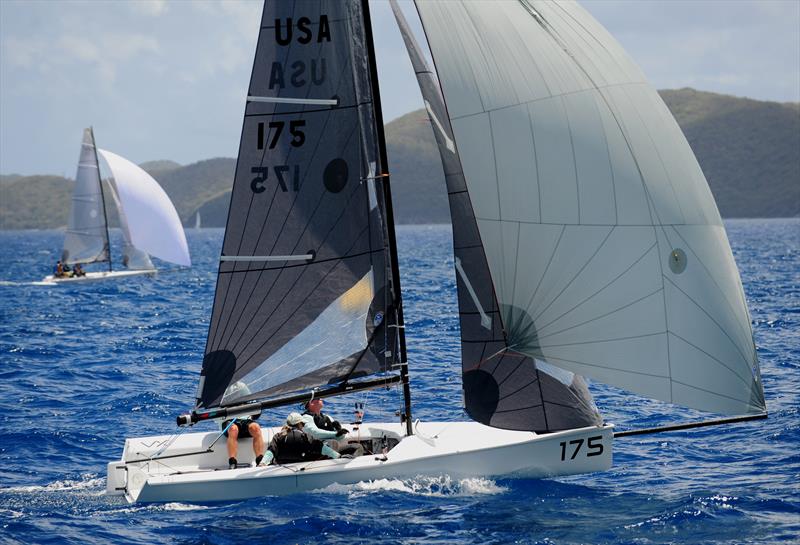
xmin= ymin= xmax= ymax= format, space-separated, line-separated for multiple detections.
xmin=2 ymin=475 xmax=105 ymax=495
xmin=319 ymin=475 xmax=507 ymax=497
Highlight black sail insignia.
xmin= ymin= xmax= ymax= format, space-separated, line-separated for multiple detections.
xmin=392 ymin=1 xmax=600 ymax=432
xmin=198 ymin=0 xmax=399 ymax=410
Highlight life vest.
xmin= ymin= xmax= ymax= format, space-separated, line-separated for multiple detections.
xmin=272 ymin=428 xmax=323 ymax=464
xmin=303 ymin=410 xmax=340 ymax=432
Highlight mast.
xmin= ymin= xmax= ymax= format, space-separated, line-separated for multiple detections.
xmin=361 ymin=0 xmax=412 ymax=436
xmin=90 ymin=126 xmax=113 ymax=272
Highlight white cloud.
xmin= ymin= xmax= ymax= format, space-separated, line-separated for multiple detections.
xmin=129 ymin=0 xmax=168 ymax=17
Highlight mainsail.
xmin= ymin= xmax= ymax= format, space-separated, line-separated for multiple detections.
xmin=62 ymin=128 xmax=111 ymax=266
xmin=392 ymin=1 xmax=600 ymax=432
xmin=414 ymin=0 xmax=765 ymax=416
xmin=196 ymin=0 xmax=401 ymax=410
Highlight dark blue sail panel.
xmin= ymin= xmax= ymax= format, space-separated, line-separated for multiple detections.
xmin=199 ymin=0 xmax=398 ymax=409
xmin=394 ymin=1 xmax=600 ymax=432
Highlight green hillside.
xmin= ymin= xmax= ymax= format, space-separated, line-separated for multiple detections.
xmin=1 ymin=88 xmax=797 ymax=230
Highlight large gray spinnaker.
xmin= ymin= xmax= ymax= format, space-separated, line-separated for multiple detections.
xmin=196 ymin=0 xmax=401 ymax=410
xmin=62 ymin=128 xmax=111 ymax=266
xmin=414 ymin=0 xmax=765 ymax=416
xmin=391 ymin=1 xmax=600 ymax=432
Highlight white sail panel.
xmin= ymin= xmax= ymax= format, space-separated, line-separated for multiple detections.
xmin=415 ymin=0 xmax=765 ymax=415
xmin=97 ymin=149 xmax=191 ymax=267
xmin=104 ymin=179 xmax=155 ymax=271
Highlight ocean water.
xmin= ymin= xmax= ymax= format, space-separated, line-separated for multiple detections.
xmin=0 ymin=220 xmax=797 ymax=545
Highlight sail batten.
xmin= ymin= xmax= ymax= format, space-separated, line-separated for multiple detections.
xmin=414 ymin=0 xmax=764 ymax=416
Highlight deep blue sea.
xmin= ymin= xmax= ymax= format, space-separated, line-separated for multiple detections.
xmin=1 ymin=220 xmax=798 ymax=545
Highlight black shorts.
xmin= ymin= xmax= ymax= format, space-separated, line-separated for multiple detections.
xmin=223 ymin=418 xmax=257 ymax=438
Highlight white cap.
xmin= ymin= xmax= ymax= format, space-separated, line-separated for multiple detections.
xmin=286 ymin=412 xmax=304 ymax=426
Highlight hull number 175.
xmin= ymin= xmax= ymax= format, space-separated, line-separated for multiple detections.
xmin=559 ymin=435 xmax=604 ymax=461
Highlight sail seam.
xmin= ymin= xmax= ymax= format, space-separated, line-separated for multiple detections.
xmin=535 ymin=286 xmax=664 ymax=342
xmin=537 ymin=331 xmax=663 ymax=348
xmin=670 ymin=377 xmax=758 ymax=406
xmin=519 ymin=225 xmax=565 ymax=325
xmin=530 ymin=226 xmax=615 ymax=324
xmin=534 ymin=240 xmax=657 ymax=334
xmin=232 ymin=224 xmax=372 ymax=371
xmin=544 ymin=355 xmax=669 ymax=379
xmin=662 ymin=275 xmax=753 ymax=377
xmin=669 ymin=225 xmax=756 ymax=360
xmin=447 ymin=81 xmax=649 ymax=122
xmin=216 ymin=78 xmax=356 ymax=350
xmin=214 ymin=29 xmax=354 ymax=351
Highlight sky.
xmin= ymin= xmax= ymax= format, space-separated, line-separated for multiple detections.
xmin=1 ymin=0 xmax=798 ymax=177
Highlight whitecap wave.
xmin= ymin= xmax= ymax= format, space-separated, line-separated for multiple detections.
xmin=2 ymin=475 xmax=104 ymax=495
xmin=318 ymin=475 xmax=507 ymax=497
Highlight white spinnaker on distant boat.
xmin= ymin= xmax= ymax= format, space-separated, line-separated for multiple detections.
xmin=104 ymin=179 xmax=155 ymax=271
xmin=415 ymin=0 xmax=764 ymax=415
xmin=97 ymin=149 xmax=191 ymax=267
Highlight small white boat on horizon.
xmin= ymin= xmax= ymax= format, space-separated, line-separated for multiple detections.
xmin=42 ymin=127 xmax=191 ymax=284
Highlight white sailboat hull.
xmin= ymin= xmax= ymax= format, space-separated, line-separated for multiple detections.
xmin=107 ymin=421 xmax=613 ymax=503
xmin=39 ymin=270 xmax=156 ymax=284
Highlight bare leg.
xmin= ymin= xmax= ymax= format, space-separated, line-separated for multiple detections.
xmin=249 ymin=423 xmax=265 ymax=458
xmin=227 ymin=424 xmax=239 ymax=460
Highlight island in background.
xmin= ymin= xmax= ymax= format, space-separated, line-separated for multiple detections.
xmin=2 ymin=88 xmax=798 ymax=229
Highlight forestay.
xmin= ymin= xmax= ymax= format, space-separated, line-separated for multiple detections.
xmin=97 ymin=149 xmax=191 ymax=267
xmin=392 ymin=1 xmax=600 ymax=432
xmin=197 ymin=0 xmax=399 ymax=410
xmin=62 ymin=128 xmax=110 ymax=266
xmin=414 ymin=0 xmax=765 ymax=415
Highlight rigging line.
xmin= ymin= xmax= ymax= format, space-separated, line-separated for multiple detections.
xmin=217 ymin=117 xmax=361 ymax=352
xmin=530 ymin=225 xmax=616 ymax=324
xmin=232 ymin=224 xmax=373 ymax=371
xmin=533 ymin=240 xmax=658 ymax=335
xmin=534 ymin=285 xmax=663 ymax=342
xmin=668 ymin=225 xmax=756 ymax=355
xmin=613 ymin=413 xmax=768 ymax=438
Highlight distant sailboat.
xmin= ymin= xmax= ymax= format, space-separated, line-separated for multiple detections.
xmin=108 ymin=0 xmax=765 ymax=503
xmin=194 ymin=210 xmax=201 ymax=230
xmin=43 ymin=128 xmax=191 ymax=283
